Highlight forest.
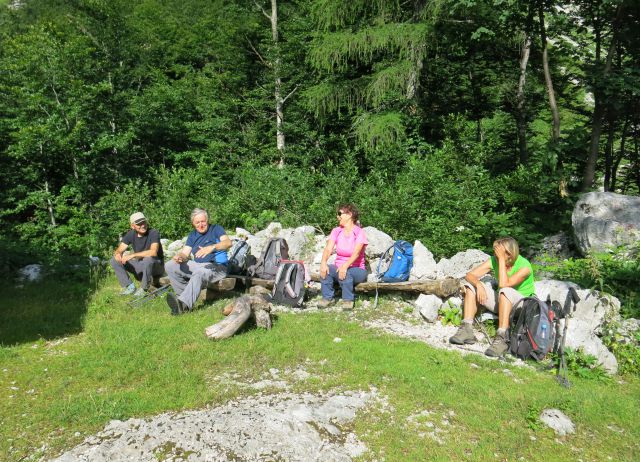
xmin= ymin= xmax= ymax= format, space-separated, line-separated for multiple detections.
xmin=1 ymin=0 xmax=639 ymax=258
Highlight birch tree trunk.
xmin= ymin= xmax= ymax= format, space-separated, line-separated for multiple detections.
xmin=538 ymin=4 xmax=560 ymax=144
xmin=270 ymin=0 xmax=285 ymax=165
xmin=516 ymin=30 xmax=532 ymax=164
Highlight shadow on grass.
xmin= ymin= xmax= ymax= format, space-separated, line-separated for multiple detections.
xmin=0 ymin=242 xmax=104 ymax=346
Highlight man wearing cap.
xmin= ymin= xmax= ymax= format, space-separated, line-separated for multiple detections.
xmin=165 ymin=208 xmax=231 ymax=315
xmin=110 ymin=212 xmax=164 ymax=296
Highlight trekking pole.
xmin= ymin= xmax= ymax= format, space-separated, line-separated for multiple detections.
xmin=128 ymin=285 xmax=172 ymax=308
xmin=556 ymin=287 xmax=580 ymax=388
xmin=473 ymin=315 xmax=493 ymax=345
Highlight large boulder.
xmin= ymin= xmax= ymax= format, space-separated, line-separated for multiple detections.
xmin=572 ymin=192 xmax=640 ymax=255
xmin=535 ymin=280 xmax=619 ymax=374
xmin=436 ymin=249 xmax=490 ymax=279
xmin=410 ymin=240 xmax=437 ymax=280
xmin=363 ymin=227 xmax=393 ymax=259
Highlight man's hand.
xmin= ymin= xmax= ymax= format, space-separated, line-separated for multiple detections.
xmin=121 ymin=254 xmax=135 ymax=264
xmin=338 ymin=264 xmax=348 ymax=280
xmin=194 ymin=245 xmax=214 ymax=259
xmin=114 ymin=253 xmax=123 ymax=264
xmin=173 ymin=253 xmax=188 ymax=263
xmin=320 ymin=262 xmax=329 ymax=279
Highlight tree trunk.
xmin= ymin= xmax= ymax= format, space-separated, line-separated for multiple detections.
xmin=582 ymin=5 xmax=623 ymax=191
xmin=603 ymin=118 xmax=616 ymax=191
xmin=516 ymin=32 xmax=532 ymax=164
xmin=610 ymin=118 xmax=629 ymax=192
xmin=538 ymin=3 xmax=560 ymax=144
xmin=270 ymin=0 xmax=285 ymax=165
xmin=516 ymin=8 xmax=534 ymax=164
xmin=43 ymin=179 xmax=56 ymax=227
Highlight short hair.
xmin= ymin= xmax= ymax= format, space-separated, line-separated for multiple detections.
xmin=190 ymin=208 xmax=208 ymax=223
xmin=493 ymin=236 xmax=519 ymax=266
xmin=337 ymin=203 xmax=360 ymax=225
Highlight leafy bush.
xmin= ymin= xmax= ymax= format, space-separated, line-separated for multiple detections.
xmin=536 ymin=249 xmax=640 ymax=319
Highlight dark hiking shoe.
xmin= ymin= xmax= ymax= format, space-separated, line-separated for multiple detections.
xmin=167 ymin=293 xmax=188 ymax=316
xmin=485 ymin=332 xmax=509 ymax=357
xmin=449 ymin=322 xmax=476 ymax=345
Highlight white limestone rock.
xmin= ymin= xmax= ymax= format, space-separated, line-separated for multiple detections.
xmin=572 ymin=192 xmax=640 ymax=255
xmin=409 ymin=240 xmax=437 ymax=280
xmin=415 ymin=294 xmax=443 ymax=323
xmin=540 ymin=409 xmax=575 ymax=436
xmin=535 ymin=279 xmax=620 ymax=374
xmin=436 ymin=249 xmax=490 ymax=279
xmin=363 ymin=227 xmax=394 ymax=259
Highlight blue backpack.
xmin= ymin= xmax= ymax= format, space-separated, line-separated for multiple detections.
xmin=377 ymin=240 xmax=414 ymax=282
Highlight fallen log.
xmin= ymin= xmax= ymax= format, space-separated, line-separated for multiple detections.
xmin=205 ymin=286 xmax=273 ymax=339
xmin=351 ymin=278 xmax=463 ymax=299
xmin=230 ymin=274 xmax=462 ymax=299
xmin=205 ymin=295 xmax=251 ymax=340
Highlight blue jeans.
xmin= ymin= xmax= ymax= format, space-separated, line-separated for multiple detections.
xmin=321 ymin=264 xmax=368 ymax=301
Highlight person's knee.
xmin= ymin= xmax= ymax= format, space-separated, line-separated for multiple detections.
xmin=165 ymin=260 xmax=178 ymax=274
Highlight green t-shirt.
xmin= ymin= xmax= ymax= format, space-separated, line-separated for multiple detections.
xmin=490 ymin=254 xmax=535 ymax=296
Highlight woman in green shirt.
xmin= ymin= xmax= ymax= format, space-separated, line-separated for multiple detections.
xmin=449 ymin=236 xmax=535 ymax=357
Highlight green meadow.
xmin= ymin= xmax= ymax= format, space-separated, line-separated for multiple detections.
xmin=1 ymin=270 xmax=638 ymax=462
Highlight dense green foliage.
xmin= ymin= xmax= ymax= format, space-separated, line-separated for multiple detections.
xmin=1 ymin=0 xmax=639 ymax=258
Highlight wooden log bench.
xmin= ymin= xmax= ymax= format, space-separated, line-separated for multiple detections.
xmin=153 ymin=273 xmax=462 ymax=301
xmin=229 ymin=274 xmax=463 ymax=299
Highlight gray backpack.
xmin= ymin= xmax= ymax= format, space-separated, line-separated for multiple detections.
xmin=247 ymin=238 xmax=289 ymax=280
xmin=227 ymin=239 xmax=250 ymax=275
xmin=270 ymin=260 xmax=308 ymax=307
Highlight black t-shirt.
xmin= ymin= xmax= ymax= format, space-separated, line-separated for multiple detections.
xmin=122 ymin=228 xmax=163 ymax=260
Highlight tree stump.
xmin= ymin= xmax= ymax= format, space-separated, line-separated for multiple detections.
xmin=205 ymin=286 xmax=273 ymax=340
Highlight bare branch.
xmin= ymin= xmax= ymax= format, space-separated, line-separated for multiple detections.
xmin=253 ymin=0 xmax=271 ymax=20
xmin=246 ymin=37 xmax=271 ymax=68
xmin=282 ymin=85 xmax=299 ymax=104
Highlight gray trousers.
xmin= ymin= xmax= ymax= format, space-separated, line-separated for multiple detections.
xmin=110 ymin=256 xmax=164 ymax=290
xmin=165 ymin=260 xmax=228 ymax=309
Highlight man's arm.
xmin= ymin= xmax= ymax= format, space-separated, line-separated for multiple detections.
xmin=113 ymin=242 xmax=129 ymax=264
xmin=122 ymin=243 xmax=159 ymax=263
xmin=173 ymin=245 xmax=193 ymax=263
xmin=194 ymin=235 xmax=231 ymax=259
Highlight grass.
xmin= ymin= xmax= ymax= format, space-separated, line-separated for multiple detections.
xmin=1 ymin=272 xmax=639 ymax=461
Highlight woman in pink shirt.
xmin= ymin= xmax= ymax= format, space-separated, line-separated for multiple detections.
xmin=319 ymin=203 xmax=368 ymax=310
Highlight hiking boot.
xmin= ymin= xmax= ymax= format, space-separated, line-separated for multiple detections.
xmin=167 ymin=293 xmax=188 ymax=316
xmin=449 ymin=322 xmax=476 ymax=345
xmin=317 ymin=298 xmax=334 ymax=309
xmin=338 ymin=300 xmax=354 ymax=311
xmin=120 ymin=283 xmax=136 ymax=296
xmin=485 ymin=332 xmax=509 ymax=357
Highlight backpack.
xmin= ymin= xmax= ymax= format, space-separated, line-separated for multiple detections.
xmin=376 ymin=240 xmax=413 ymax=282
xmin=247 ymin=238 xmax=289 ymax=280
xmin=270 ymin=260 xmax=309 ymax=307
xmin=509 ymin=296 xmax=557 ymax=361
xmin=227 ymin=239 xmax=250 ymax=275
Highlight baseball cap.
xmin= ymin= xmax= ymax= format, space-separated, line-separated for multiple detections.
xmin=129 ymin=212 xmax=147 ymax=224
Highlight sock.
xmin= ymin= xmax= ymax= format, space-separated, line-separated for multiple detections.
xmin=462 ymin=319 xmax=473 ymax=325
xmin=497 ymin=328 xmax=507 ymax=337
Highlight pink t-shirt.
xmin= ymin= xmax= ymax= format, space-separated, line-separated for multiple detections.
xmin=328 ymin=225 xmax=368 ymax=270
